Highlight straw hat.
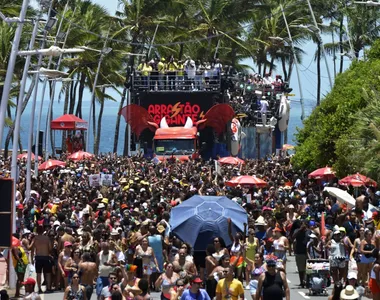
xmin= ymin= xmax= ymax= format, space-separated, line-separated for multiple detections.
xmin=340 ymin=285 xmax=359 ymax=300
xmin=255 ymin=216 xmax=267 ymax=226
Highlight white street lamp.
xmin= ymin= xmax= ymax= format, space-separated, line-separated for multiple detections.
xmin=18 ymin=45 xmax=85 ymax=56
xmin=354 ymin=1 xmax=380 ymax=6
xmin=28 ymin=67 xmax=69 ymax=77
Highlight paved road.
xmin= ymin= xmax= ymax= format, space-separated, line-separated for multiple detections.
xmin=1 ymin=255 xmax=337 ymax=300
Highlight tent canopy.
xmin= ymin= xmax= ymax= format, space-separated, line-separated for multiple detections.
xmin=51 ymin=114 xmax=88 ymax=130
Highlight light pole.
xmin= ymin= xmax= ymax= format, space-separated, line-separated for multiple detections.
xmin=34 ymin=3 xmax=74 ymax=175
xmin=305 ymin=0 xmax=333 ymax=90
xmin=280 ymin=4 xmax=305 ymax=121
xmin=0 ymin=0 xmax=29 ymax=155
xmin=82 ymin=42 xmax=112 ymax=152
xmin=10 ymin=10 xmax=43 ymax=204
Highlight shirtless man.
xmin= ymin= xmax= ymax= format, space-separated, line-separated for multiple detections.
xmin=32 ymin=225 xmax=53 ymax=292
xmin=79 ymin=252 xmax=98 ymax=300
xmin=173 ymin=249 xmax=197 ymax=277
xmin=58 ymin=227 xmax=75 ymax=252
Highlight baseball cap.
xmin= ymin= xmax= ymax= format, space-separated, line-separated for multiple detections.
xmin=266 ymin=259 xmax=277 ymax=266
xmin=333 ymin=230 xmax=341 ymax=235
xmin=347 ymin=272 xmax=357 ymax=280
xmin=192 ymin=277 xmax=203 ymax=284
xmin=22 ymin=278 xmax=36 ymax=285
xmin=64 ymin=241 xmax=72 ymax=247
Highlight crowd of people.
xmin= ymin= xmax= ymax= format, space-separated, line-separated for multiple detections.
xmin=1 ymin=152 xmax=378 ymax=300
xmin=135 ymin=56 xmax=225 ymax=91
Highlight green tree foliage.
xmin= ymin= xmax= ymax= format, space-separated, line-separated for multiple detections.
xmin=293 ymin=39 xmax=380 ymax=179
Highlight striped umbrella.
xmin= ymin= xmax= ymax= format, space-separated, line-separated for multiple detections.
xmin=17 ymin=153 xmax=42 ymax=161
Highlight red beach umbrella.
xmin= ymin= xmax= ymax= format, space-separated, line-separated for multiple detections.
xmin=218 ymin=157 xmax=245 ymax=165
xmin=339 ymin=173 xmax=377 ymax=187
xmin=308 ymin=166 xmax=335 ymax=179
xmin=226 ymin=175 xmax=268 ymax=188
xmin=38 ymin=159 xmax=66 ymax=171
xmin=68 ymin=150 xmax=94 ymax=161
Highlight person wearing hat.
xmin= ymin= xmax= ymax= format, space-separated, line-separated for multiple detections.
xmin=181 ymin=276 xmax=210 ymax=300
xmin=255 ymin=259 xmax=290 ymax=300
xmin=23 ymin=277 xmax=41 ymax=300
xmin=327 ymin=230 xmax=346 ymax=284
xmin=340 ymin=285 xmax=359 ymax=300
xmin=346 ymin=271 xmax=365 ymax=300
xmin=216 ymin=266 xmax=244 ymax=300
xmin=307 ymin=233 xmax=322 ymax=259
xmin=273 ymin=226 xmax=289 ymax=271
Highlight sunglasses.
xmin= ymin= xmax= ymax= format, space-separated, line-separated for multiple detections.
xmin=112 ymin=287 xmax=119 ymax=290
xmin=74 ymin=252 xmax=80 ymax=254
xmin=267 ymin=265 xmax=276 ymax=268
xmin=214 ymin=240 xmax=219 ymax=243
xmin=73 ymin=277 xmax=79 ymax=279
xmin=109 ymin=277 xmax=117 ymax=280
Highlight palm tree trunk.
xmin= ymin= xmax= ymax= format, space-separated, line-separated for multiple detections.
xmin=62 ymin=88 xmax=70 ymax=152
xmin=179 ymin=44 xmax=184 ymax=60
xmin=339 ymin=16 xmax=344 ymax=74
xmin=94 ymin=88 xmax=105 ymax=155
xmin=317 ymin=42 xmax=321 ymax=106
xmin=281 ymin=57 xmax=288 ymax=81
xmin=113 ymin=86 xmax=127 ymax=153
xmin=69 ymin=74 xmax=76 ymax=114
xmin=269 ymin=57 xmax=275 ymax=74
xmin=49 ymin=82 xmax=55 ymax=155
xmin=4 ymin=106 xmax=13 ymax=158
xmin=76 ymin=72 xmax=85 ymax=118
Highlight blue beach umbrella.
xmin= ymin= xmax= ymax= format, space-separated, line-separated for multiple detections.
xmin=170 ymin=195 xmax=247 ymax=250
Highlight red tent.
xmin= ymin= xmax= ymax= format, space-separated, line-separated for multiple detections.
xmin=50 ymin=114 xmax=88 ymax=130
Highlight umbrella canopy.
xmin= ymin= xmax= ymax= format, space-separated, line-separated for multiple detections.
xmin=68 ymin=150 xmax=94 ymax=161
xmin=324 ymin=187 xmax=356 ymax=208
xmin=339 ymin=173 xmax=377 ymax=187
xmin=225 ymin=175 xmax=268 ymax=188
xmin=17 ymin=153 xmax=42 ymax=161
xmin=308 ymin=166 xmax=335 ymax=179
xmin=218 ymin=156 xmax=245 ymax=165
xmin=38 ymin=159 xmax=66 ymax=171
xmin=50 ymin=114 xmax=88 ymax=130
xmin=170 ymin=195 xmax=247 ymax=250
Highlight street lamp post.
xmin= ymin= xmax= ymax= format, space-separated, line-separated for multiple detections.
xmin=10 ymin=11 xmax=43 ymax=203
xmin=305 ymin=0 xmax=333 ymax=90
xmin=0 ymin=0 xmax=29 ymax=155
xmin=34 ymin=4 xmax=74 ymax=175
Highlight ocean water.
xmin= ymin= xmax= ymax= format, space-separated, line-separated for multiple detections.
xmin=2 ymin=96 xmax=316 ymax=155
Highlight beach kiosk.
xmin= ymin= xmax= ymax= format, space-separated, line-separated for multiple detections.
xmin=50 ymin=114 xmax=88 ymax=154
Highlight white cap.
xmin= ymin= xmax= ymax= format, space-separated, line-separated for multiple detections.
xmin=53 ymin=220 xmax=60 ymax=226
xmin=347 ymin=271 xmax=357 ymax=280
xmin=309 ymin=233 xmax=317 ymax=239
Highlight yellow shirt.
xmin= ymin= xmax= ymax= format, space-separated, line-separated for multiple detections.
xmin=216 ymin=278 xmax=244 ymax=300
xmin=158 ymin=61 xmax=166 ymax=73
xmin=374 ymin=219 xmax=380 ymax=231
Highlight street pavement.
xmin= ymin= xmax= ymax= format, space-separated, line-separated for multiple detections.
xmin=0 ymin=255 xmax=359 ymax=300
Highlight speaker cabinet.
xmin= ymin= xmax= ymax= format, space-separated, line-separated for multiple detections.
xmin=0 ymin=178 xmax=13 ymax=247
